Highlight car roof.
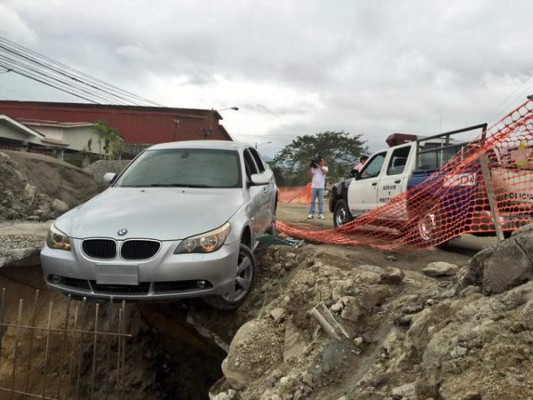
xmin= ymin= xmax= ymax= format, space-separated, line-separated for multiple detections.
xmin=147 ymin=140 xmax=250 ymax=151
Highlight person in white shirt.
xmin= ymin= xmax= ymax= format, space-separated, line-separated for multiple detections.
xmin=307 ymin=157 xmax=329 ymax=220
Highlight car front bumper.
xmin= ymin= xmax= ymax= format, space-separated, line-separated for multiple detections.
xmin=40 ymin=239 xmax=240 ymax=301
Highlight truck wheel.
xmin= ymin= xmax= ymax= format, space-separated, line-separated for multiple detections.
xmin=203 ymin=244 xmax=256 ymax=310
xmin=417 ymin=208 xmax=451 ymax=248
xmin=334 ymin=199 xmax=352 ymax=228
xmin=418 ymin=212 xmax=438 ymax=241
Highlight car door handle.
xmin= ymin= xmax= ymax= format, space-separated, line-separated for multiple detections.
xmin=372 ymin=182 xmax=377 ymax=186
xmin=394 ymin=180 xmax=401 ymax=184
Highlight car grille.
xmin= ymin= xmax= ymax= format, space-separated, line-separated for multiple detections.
xmin=82 ymin=239 xmax=116 ymax=259
xmin=121 ymin=240 xmax=161 ymax=260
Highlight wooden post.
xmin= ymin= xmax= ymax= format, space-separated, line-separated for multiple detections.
xmin=479 ymin=154 xmax=505 ymax=241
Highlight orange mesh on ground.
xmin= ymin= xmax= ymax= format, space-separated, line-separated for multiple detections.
xmin=277 ymin=101 xmax=533 ymax=250
xmin=278 ymin=184 xmax=310 ymax=204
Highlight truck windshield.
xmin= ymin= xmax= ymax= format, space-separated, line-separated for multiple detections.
xmin=115 ymin=148 xmax=242 ymax=188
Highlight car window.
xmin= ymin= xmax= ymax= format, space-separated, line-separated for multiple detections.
xmin=243 ymin=149 xmax=259 ymax=180
xmin=360 ymin=152 xmax=386 ymax=179
xmin=387 ymin=146 xmax=411 ymax=175
xmin=248 ymin=148 xmax=266 ymax=172
xmin=115 ymin=148 xmax=242 ymax=188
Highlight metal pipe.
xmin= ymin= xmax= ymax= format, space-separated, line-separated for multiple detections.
xmin=417 ymin=123 xmax=488 ymax=143
xmin=307 ymin=306 xmax=340 ymax=340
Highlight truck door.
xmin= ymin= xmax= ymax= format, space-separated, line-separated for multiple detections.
xmin=378 ymin=145 xmax=412 ymax=219
xmin=347 ymin=151 xmax=387 ymax=217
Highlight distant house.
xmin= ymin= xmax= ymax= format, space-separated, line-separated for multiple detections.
xmin=0 ymin=101 xmax=233 ymax=146
xmin=0 ymin=114 xmax=68 ymax=155
xmin=0 ymin=115 xmax=117 ymax=166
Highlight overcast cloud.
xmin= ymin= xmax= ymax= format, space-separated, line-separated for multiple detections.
xmin=0 ymin=0 xmax=532 ymax=156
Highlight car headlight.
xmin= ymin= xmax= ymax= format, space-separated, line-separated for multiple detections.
xmin=46 ymin=224 xmax=71 ymax=251
xmin=174 ymin=222 xmax=231 ymax=254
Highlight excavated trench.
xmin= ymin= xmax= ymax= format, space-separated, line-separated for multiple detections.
xmin=0 ymin=263 xmax=228 ymax=400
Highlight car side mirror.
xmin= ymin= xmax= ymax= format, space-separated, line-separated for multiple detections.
xmin=250 ymin=173 xmax=269 ymax=185
xmin=103 ymin=172 xmax=117 ymax=185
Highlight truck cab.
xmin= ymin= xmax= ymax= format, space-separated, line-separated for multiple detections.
xmin=329 ymin=124 xmax=533 ymax=245
xmin=346 ymin=138 xmax=415 ymax=218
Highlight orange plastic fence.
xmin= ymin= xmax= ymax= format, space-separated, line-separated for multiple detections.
xmin=278 ymin=184 xmax=311 ymax=205
xmin=277 ymin=100 xmax=533 ymax=250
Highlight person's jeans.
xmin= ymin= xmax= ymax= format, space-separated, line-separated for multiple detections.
xmin=309 ymin=188 xmax=324 ymax=215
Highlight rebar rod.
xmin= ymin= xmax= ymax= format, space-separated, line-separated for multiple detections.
xmin=24 ymin=290 xmax=40 ymax=393
xmin=89 ymin=303 xmax=100 ymax=400
xmin=120 ymin=301 xmax=127 ymax=400
xmin=75 ymin=298 xmax=87 ymax=400
xmin=0 ymin=288 xmax=7 ymax=365
xmin=10 ymin=299 xmax=24 ymax=399
xmin=0 ymin=323 xmax=131 ymax=337
xmin=0 ymin=386 xmax=58 ymax=399
xmin=41 ymin=301 xmax=54 ymax=399
xmin=56 ymin=295 xmax=71 ymax=400
xmin=66 ymin=305 xmax=79 ymax=400
xmin=117 ymin=307 xmax=123 ymax=395
xmin=103 ymin=299 xmax=113 ymax=400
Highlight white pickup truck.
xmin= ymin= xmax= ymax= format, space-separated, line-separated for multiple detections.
xmin=329 ymin=124 xmax=533 ymax=244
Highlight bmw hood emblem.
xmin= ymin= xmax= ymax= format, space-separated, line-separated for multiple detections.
xmin=117 ymin=228 xmax=128 ymax=236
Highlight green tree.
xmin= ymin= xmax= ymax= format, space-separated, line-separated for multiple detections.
xmin=93 ymin=120 xmax=123 ymax=159
xmin=272 ymin=131 xmax=367 ymax=186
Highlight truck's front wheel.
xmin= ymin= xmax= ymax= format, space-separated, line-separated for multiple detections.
xmin=333 ymin=199 xmax=352 ymax=228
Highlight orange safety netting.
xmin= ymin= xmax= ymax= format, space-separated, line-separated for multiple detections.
xmin=278 ymin=184 xmax=311 ymax=204
xmin=277 ymin=100 xmax=533 ymax=250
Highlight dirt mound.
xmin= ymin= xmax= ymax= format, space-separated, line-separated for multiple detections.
xmin=203 ymin=242 xmax=532 ymax=400
xmin=0 ymin=151 xmax=99 ymax=221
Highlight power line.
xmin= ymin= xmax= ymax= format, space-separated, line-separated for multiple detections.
xmin=0 ymin=35 xmax=163 ymax=106
xmin=478 ymin=72 xmax=533 ymax=125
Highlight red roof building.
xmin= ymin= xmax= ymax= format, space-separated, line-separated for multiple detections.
xmin=0 ymin=101 xmax=233 ymax=145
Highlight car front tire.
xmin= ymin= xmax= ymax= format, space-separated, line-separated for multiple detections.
xmin=203 ymin=244 xmax=256 ymax=310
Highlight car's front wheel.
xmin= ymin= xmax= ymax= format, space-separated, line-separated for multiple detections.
xmin=203 ymin=244 xmax=256 ymax=310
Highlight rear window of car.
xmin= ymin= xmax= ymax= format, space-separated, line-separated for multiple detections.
xmin=116 ymin=148 xmax=242 ymax=188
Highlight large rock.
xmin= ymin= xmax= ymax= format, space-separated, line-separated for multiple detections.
xmin=51 ymin=199 xmax=70 ymax=213
xmin=423 ymin=262 xmax=459 ymax=277
xmin=221 ymin=320 xmax=283 ymax=390
xmin=464 ymin=224 xmax=533 ymax=295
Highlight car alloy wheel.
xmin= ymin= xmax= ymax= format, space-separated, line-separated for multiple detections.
xmin=222 ymin=244 xmax=255 ymax=303
xmin=204 ymin=244 xmax=256 ymax=310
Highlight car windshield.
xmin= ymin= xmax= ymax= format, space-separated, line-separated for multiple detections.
xmin=115 ymin=148 xmax=242 ymax=188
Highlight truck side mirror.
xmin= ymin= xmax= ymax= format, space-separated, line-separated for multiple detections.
xmin=350 ymin=169 xmax=360 ymax=180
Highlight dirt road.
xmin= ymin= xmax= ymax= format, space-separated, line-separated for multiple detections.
xmin=276 ymin=203 xmax=496 ymax=269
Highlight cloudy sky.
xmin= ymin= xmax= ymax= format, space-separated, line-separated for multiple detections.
xmin=1 ymin=0 xmax=532 ymax=156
